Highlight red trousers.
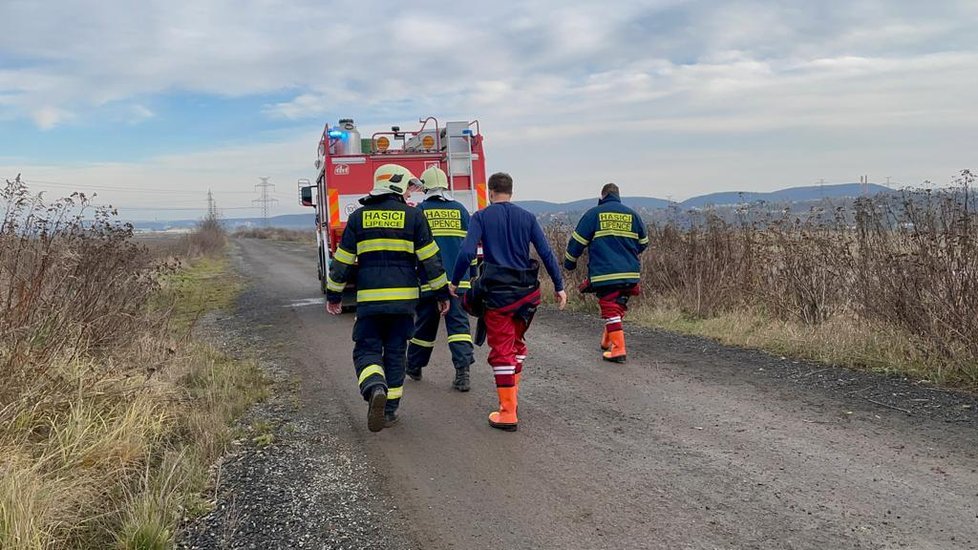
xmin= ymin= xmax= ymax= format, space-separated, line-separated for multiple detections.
xmin=597 ymin=285 xmax=639 ymax=332
xmin=482 ymin=287 xmax=540 ymax=387
xmin=484 ymin=309 xmax=529 ymax=387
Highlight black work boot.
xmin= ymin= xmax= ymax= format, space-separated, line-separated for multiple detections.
xmin=452 ymin=367 xmax=471 ymax=392
xmin=366 ymin=386 xmax=387 ymax=433
xmin=406 ymin=365 xmax=423 ymax=381
xmin=384 ymin=412 xmax=399 ymax=428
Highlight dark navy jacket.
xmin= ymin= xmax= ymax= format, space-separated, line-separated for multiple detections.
xmin=417 ymin=194 xmax=474 ymax=295
xmin=452 ymin=202 xmax=564 ymax=292
xmin=327 ymin=193 xmax=449 ymax=316
xmin=563 ymin=194 xmax=648 ymax=287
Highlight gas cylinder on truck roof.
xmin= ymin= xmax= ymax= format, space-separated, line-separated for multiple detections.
xmin=328 ymin=118 xmax=362 ymax=156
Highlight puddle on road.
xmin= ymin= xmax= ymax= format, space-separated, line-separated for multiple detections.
xmin=284 ymin=298 xmax=325 ymax=308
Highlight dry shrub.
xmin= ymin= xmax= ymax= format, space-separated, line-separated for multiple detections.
xmin=0 ymin=175 xmax=166 ymax=387
xmin=186 ymin=214 xmax=227 ymax=257
xmin=0 ymin=175 xmax=265 ymax=549
xmin=549 ymin=170 xmax=978 ymax=388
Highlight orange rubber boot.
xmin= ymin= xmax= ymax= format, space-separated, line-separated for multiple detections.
xmin=600 ymin=327 xmax=611 ymax=351
xmin=488 ymin=386 xmax=519 ymax=431
xmin=602 ymin=331 xmax=627 ymax=363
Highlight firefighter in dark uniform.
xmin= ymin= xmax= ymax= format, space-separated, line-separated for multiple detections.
xmin=326 ymin=164 xmax=450 ymax=432
xmin=406 ymin=166 xmax=476 ymax=391
xmin=564 ymin=183 xmax=649 ymax=363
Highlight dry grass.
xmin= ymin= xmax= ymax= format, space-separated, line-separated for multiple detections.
xmin=551 ymin=170 xmax=978 ymax=390
xmin=1 ymin=175 xmax=268 ymax=549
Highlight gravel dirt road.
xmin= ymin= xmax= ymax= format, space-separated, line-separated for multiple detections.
xmin=183 ymin=238 xmax=978 ymax=550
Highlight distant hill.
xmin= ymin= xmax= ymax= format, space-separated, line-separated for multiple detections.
xmin=514 ymin=183 xmax=893 ymax=215
xmin=680 ymin=183 xmax=892 ymax=209
xmin=518 ymin=196 xmax=673 ymax=215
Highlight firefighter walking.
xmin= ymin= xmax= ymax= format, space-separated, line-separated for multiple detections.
xmin=326 ymin=164 xmax=450 ymax=432
xmin=451 ymin=172 xmax=566 ymax=432
xmin=563 ymin=183 xmax=649 ymax=363
xmin=406 ymin=166 xmax=476 ymax=391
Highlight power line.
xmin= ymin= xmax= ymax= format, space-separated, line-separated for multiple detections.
xmin=252 ymin=177 xmax=278 ymax=227
xmin=207 ymin=189 xmax=217 ymax=218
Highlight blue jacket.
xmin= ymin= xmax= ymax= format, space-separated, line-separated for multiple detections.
xmin=417 ymin=194 xmax=474 ymax=294
xmin=452 ymin=202 xmax=564 ymax=292
xmin=563 ymin=194 xmax=648 ymax=287
xmin=326 ymin=193 xmax=449 ymax=316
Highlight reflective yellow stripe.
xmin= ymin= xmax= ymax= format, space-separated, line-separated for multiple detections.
xmin=470 ymin=258 xmax=478 ymax=266
xmin=564 ymin=251 xmax=578 ymax=262
xmin=326 ymin=275 xmax=345 ymax=292
xmin=593 ymin=229 xmax=639 ymax=240
xmin=431 ymin=229 xmax=467 ymax=238
xmin=358 ymin=364 xmax=385 ymax=385
xmin=571 ymin=231 xmax=590 ymax=245
xmin=333 ymin=247 xmax=356 ymax=265
xmin=458 ymin=280 xmax=472 ymax=290
xmin=589 ymin=272 xmax=641 ymax=283
xmin=357 ymin=287 xmax=420 ymax=302
xmin=639 ymin=236 xmax=650 ymax=244
xmin=357 ymin=238 xmax=414 ymax=255
xmin=427 ymin=273 xmax=448 ymax=290
xmin=416 ymin=241 xmax=439 ymax=261
xmin=447 ymin=334 xmax=473 ymax=344
xmin=410 ymin=338 xmax=435 ymax=348
xmin=387 ymin=386 xmax=403 ymax=399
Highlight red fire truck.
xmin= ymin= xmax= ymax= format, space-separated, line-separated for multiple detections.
xmin=299 ymin=117 xmax=488 ymax=302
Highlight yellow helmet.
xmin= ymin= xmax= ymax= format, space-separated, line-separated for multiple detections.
xmin=420 ymin=166 xmax=449 ymax=191
xmin=372 ymin=164 xmax=419 ymax=195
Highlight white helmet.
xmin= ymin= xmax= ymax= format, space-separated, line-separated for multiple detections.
xmin=420 ymin=166 xmax=449 ymax=192
xmin=371 ymin=164 xmax=419 ymax=195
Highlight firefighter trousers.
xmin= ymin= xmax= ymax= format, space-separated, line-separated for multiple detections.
xmin=352 ymin=313 xmax=413 ymax=414
xmin=407 ymin=295 xmax=475 ymax=372
xmin=484 ymin=308 xmax=532 ymax=388
xmin=597 ymin=284 xmax=638 ymax=333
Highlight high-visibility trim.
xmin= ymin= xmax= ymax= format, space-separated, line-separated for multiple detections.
xmin=477 ymin=182 xmax=488 ymax=209
xmin=593 ymin=229 xmax=639 ymax=240
xmin=328 ymin=188 xmax=340 ymax=227
xmin=333 ymin=247 xmax=356 ymax=265
xmin=416 ymin=241 xmax=440 ymax=261
xmin=410 ymin=338 xmax=435 ymax=348
xmin=458 ymin=280 xmax=472 ymax=290
xmin=564 ymin=251 xmax=578 ymax=262
xmin=431 ymin=229 xmax=468 ymax=238
xmin=387 ymin=386 xmax=403 ymax=399
xmin=427 ymin=273 xmax=448 ymax=290
xmin=639 ymin=236 xmax=650 ymax=245
xmin=571 ymin=231 xmax=590 ymax=245
xmin=358 ymin=364 xmax=385 ymax=385
xmin=589 ymin=272 xmax=641 ymax=283
xmin=357 ymin=238 xmax=414 ymax=255
xmin=447 ymin=334 xmax=473 ymax=344
xmin=357 ymin=287 xmax=420 ymax=302
xmin=326 ymin=275 xmax=345 ymax=292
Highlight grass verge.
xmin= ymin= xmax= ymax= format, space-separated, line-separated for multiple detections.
xmin=571 ymin=294 xmax=977 ymax=390
xmin=0 ymin=253 xmax=269 ymax=550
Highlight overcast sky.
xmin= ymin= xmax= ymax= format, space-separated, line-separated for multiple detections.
xmin=1 ymin=0 xmax=976 ymax=218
